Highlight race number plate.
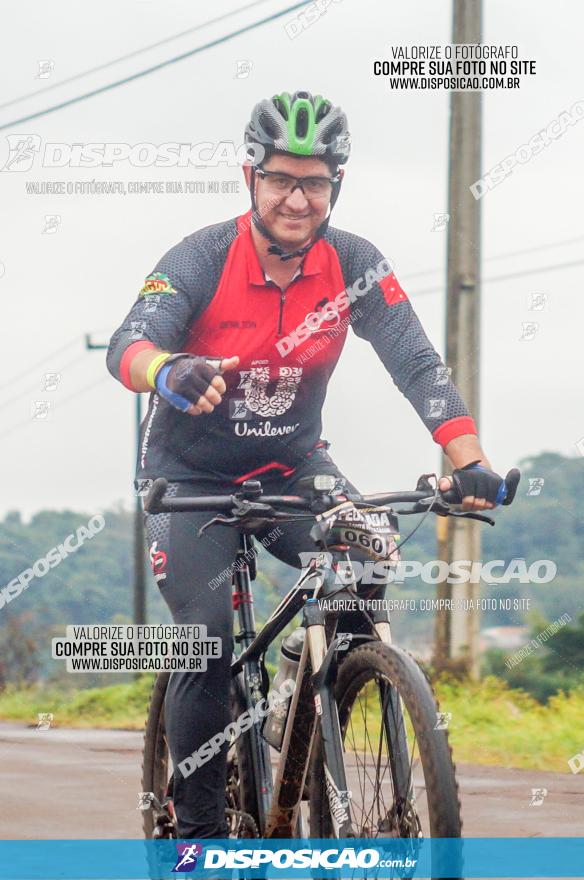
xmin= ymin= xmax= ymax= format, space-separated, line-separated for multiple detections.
xmin=318 ymin=501 xmax=400 ymax=561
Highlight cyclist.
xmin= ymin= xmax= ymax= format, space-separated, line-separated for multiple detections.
xmin=107 ymin=90 xmax=507 ymax=839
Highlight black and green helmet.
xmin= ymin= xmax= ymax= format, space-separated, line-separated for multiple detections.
xmin=245 ymin=90 xmax=351 ymax=166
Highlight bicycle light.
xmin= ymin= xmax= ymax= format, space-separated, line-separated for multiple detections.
xmin=313 ymin=474 xmax=336 ymax=493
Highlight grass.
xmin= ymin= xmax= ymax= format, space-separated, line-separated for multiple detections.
xmin=435 ymin=675 xmax=584 ymax=772
xmin=0 ymin=675 xmax=155 ymax=729
xmin=0 ymin=674 xmax=582 ymax=772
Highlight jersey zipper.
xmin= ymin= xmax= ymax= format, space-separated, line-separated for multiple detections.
xmin=277 ymin=290 xmax=286 ymax=337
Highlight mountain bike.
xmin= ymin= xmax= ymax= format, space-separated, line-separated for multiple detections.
xmin=141 ymin=467 xmax=520 ymax=844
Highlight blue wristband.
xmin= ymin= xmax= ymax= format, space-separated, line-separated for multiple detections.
xmin=155 ymin=363 xmax=192 ymax=412
xmin=467 ymin=463 xmax=507 ymax=506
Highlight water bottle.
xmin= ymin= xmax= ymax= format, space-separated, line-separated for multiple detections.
xmin=262 ymin=627 xmax=305 ymax=750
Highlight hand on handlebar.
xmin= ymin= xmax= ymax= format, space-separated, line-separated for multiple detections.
xmin=156 ymin=355 xmax=239 ymax=415
xmin=439 ymin=462 xmax=520 ymax=511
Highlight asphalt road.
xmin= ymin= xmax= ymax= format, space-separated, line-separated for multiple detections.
xmin=0 ymin=722 xmax=582 ymax=839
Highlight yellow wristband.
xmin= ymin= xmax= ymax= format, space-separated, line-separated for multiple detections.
xmin=146 ymin=352 xmax=171 ymax=390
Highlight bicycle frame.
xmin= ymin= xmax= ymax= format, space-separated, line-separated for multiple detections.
xmin=229 ymin=532 xmax=409 ymax=839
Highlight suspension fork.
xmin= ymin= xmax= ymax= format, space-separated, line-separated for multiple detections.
xmin=369 ymin=584 xmax=414 ymax=814
xmin=232 ymin=534 xmax=273 ymax=830
xmin=304 ymin=593 xmax=356 ymax=838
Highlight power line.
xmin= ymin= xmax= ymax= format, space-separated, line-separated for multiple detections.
xmin=410 ymin=257 xmax=584 ymax=297
xmin=0 ymin=0 xmax=278 ymax=112
xmin=0 ymin=337 xmax=80 ymax=392
xmin=2 ymin=240 xmax=581 ymax=396
xmin=407 ymin=234 xmax=584 ymax=281
xmin=0 ymin=352 xmax=87 ymax=412
xmin=0 ymin=0 xmax=313 ymax=131
xmin=0 ymin=375 xmax=109 ymax=442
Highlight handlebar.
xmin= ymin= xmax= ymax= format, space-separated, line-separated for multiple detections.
xmin=144 ymin=468 xmax=521 ymax=517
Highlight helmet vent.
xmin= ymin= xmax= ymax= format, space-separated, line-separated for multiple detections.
xmin=316 ymin=101 xmax=331 ymax=123
xmin=321 ymin=118 xmax=343 ymax=145
xmin=273 ymin=97 xmax=289 ymax=120
xmin=259 ymin=110 xmax=280 ymax=139
xmin=296 ymin=107 xmax=309 ymax=138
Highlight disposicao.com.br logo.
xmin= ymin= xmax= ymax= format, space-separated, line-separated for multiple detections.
xmin=201 ymin=845 xmax=409 ymax=872
xmin=0 ymin=135 xmax=264 ymax=171
xmin=172 ymin=843 xmax=203 ymax=873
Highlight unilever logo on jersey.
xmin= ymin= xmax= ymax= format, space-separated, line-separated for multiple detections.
xmin=229 ymin=362 xmax=303 ymax=438
xmin=172 ymin=843 xmax=203 ymax=872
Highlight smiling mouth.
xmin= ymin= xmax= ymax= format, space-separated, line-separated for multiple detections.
xmin=278 ymin=213 xmax=310 ymax=221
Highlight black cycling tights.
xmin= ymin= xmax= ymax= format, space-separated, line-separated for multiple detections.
xmin=144 ymin=447 xmax=379 ymax=838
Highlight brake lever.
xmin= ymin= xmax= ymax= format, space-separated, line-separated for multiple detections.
xmin=198 ymin=513 xmax=242 ymax=536
xmin=411 ymin=497 xmax=495 ymax=526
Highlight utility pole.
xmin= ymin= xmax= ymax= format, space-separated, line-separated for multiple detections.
xmin=85 ymin=335 xmax=146 ymax=626
xmin=435 ymin=0 xmax=482 ymax=678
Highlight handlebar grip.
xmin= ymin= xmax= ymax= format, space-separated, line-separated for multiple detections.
xmin=501 ymin=468 xmax=521 ymax=506
xmin=440 ymin=487 xmax=460 ymax=505
xmin=144 ymin=477 xmax=168 ymax=513
xmin=440 ymin=468 xmax=521 ymax=507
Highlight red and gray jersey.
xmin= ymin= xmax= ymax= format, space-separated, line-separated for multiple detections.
xmin=107 ymin=211 xmax=477 ymax=482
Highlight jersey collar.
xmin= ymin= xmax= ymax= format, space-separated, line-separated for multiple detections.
xmin=237 ymin=210 xmax=324 ymax=287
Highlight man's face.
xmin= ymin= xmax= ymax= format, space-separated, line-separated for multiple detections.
xmin=247 ymin=153 xmax=336 ymax=249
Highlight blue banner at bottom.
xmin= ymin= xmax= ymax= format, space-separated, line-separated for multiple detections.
xmin=0 ymin=838 xmax=583 ymax=879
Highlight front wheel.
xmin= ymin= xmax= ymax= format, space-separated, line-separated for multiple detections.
xmin=309 ymin=641 xmax=462 ymax=840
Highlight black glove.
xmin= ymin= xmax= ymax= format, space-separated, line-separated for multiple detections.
xmin=155 ymin=355 xmax=222 ymax=412
xmin=451 ymin=460 xmax=507 ymax=506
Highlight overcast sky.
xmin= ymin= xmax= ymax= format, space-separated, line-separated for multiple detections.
xmin=1 ymin=0 xmax=582 ymax=518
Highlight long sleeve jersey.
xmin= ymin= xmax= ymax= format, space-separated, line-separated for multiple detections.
xmin=107 ymin=211 xmax=477 ymax=483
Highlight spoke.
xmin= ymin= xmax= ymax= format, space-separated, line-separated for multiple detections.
xmin=356 ymin=688 xmax=391 ymax=833
xmin=376 ymin=676 xmax=397 ymax=804
xmin=348 ymin=698 xmax=379 ymax=834
xmin=347 ymin=713 xmax=374 ymax=825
